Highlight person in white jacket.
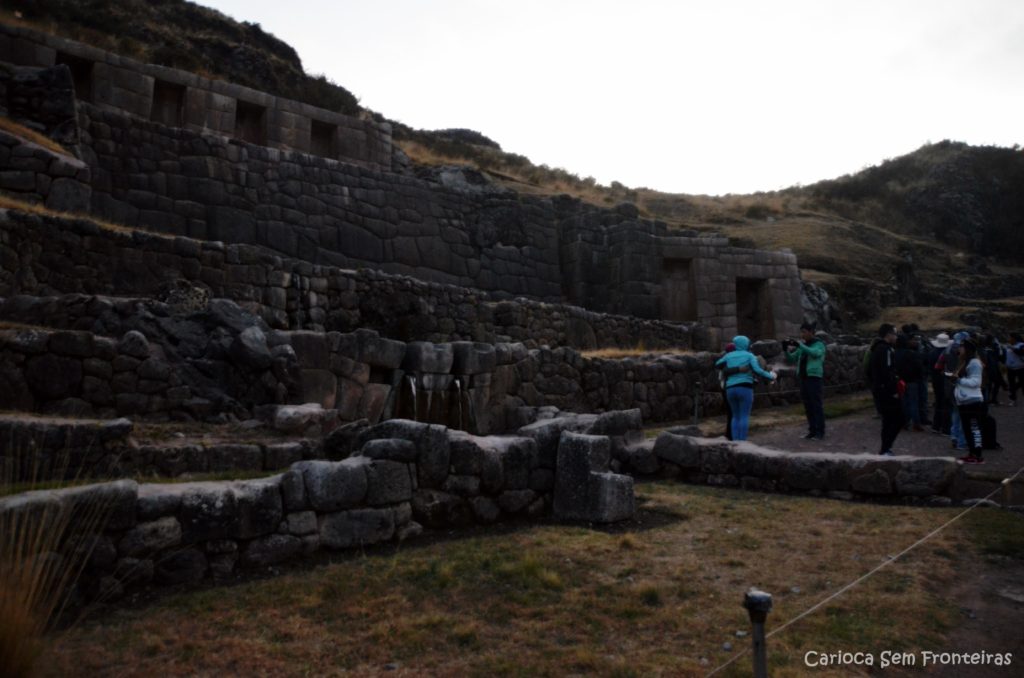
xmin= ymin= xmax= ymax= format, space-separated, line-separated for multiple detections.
xmin=951 ymin=338 xmax=986 ymax=464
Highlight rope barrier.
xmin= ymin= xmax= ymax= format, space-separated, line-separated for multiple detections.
xmin=749 ymin=379 xmax=867 ymax=398
xmin=705 ymin=462 xmax=1024 ymax=677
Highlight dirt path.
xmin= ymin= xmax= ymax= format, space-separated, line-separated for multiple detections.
xmin=923 ymin=558 xmax=1024 ymax=677
xmin=749 ymin=399 xmax=1024 ymax=501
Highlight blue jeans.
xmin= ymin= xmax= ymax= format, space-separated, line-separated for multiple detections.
xmin=950 ymin=406 xmax=966 ymax=449
xmin=727 ymin=386 xmax=754 ymax=441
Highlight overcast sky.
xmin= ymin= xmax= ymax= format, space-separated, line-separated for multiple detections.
xmin=201 ymin=0 xmax=1023 ymax=195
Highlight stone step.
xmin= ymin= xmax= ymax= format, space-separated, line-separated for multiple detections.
xmin=0 ymin=409 xmax=324 ymax=480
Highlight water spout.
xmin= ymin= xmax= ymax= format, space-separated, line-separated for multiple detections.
xmin=406 ymin=374 xmax=417 ymax=422
xmin=454 ymin=377 xmax=463 ymax=430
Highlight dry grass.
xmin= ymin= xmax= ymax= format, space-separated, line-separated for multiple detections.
xmin=398 ymin=139 xmax=628 ymax=209
xmin=0 ymin=193 xmax=136 ymax=235
xmin=857 ymin=306 xmax=977 ymax=334
xmin=41 ymin=483 xmax=1024 ymax=677
xmin=1 ymin=445 xmax=118 ymax=677
xmin=581 ymin=346 xmax=694 ymax=360
xmin=0 ymin=116 xmax=71 ymax=157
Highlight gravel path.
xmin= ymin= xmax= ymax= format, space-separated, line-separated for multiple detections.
xmin=750 ymin=397 xmax=1024 ymax=500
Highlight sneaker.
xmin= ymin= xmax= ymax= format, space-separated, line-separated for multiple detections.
xmin=880 ymin=449 xmax=895 ymax=457
xmin=802 ymin=432 xmax=817 ymax=440
xmin=958 ymin=455 xmax=975 ymax=463
xmin=930 ymin=428 xmax=942 ymax=435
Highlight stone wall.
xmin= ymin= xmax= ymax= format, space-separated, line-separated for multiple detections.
xmin=0 ymin=413 xmax=320 ymax=480
xmin=0 ymin=416 xmax=634 ymax=597
xmin=0 ymin=291 xmax=866 ymax=432
xmin=71 ymin=103 xmax=802 ymax=338
xmin=560 ymin=206 xmax=803 ymax=343
xmin=645 ymin=432 xmax=963 ymax=503
xmin=0 ymin=129 xmax=90 ymax=211
xmin=0 ymin=211 xmax=699 ymax=349
xmin=75 ymin=103 xmax=566 ymax=301
xmin=495 ymin=341 xmax=867 ymax=427
xmin=0 ymin=42 xmax=805 ymax=344
xmin=0 ymin=411 xmax=965 ymax=598
xmin=0 ymin=62 xmax=80 ymax=146
xmin=0 ymin=24 xmax=392 ymax=170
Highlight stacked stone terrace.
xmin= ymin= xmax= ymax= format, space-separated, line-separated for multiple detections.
xmin=0 ymin=22 xmax=967 ymax=598
xmin=1 ymin=23 xmax=801 ymax=342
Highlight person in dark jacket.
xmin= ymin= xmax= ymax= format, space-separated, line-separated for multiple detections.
xmin=928 ymin=333 xmax=952 ymax=434
xmin=896 ymin=333 xmax=926 ymax=431
xmin=1007 ymin=332 xmax=1024 ymax=406
xmin=980 ymin=334 xmax=1006 ymax=405
xmin=871 ymin=323 xmax=904 ymax=456
xmin=784 ymin=322 xmax=826 ymax=439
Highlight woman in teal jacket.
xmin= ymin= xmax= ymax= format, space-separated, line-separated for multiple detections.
xmin=714 ymin=335 xmax=777 ymax=440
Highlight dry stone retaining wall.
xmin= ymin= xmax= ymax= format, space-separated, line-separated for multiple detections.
xmin=0 ymin=416 xmax=635 ymax=597
xmin=0 ymin=129 xmax=91 ymax=211
xmin=646 ymin=432 xmax=963 ymax=503
xmin=0 ymin=37 xmax=806 ymax=344
xmin=0 ymin=211 xmax=698 ymax=349
xmin=0 ymin=293 xmax=867 ymax=432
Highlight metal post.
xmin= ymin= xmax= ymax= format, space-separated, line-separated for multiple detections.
xmin=743 ymin=588 xmax=773 ymax=678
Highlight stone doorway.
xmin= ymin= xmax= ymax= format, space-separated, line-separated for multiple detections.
xmin=55 ymin=51 xmax=93 ymax=103
xmin=736 ymin=277 xmax=774 ymax=339
xmin=234 ymin=100 xmax=266 ymax=145
xmin=310 ymin=119 xmax=337 ymax=158
xmin=661 ymin=258 xmax=697 ymax=322
xmin=150 ymin=80 xmax=185 ymax=127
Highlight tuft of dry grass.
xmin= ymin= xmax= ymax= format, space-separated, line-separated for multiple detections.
xmin=0 ymin=193 xmax=135 ymax=235
xmin=582 ymin=346 xmax=694 ymax=360
xmin=0 ymin=116 xmax=72 ymax=157
xmin=0 ymin=442 xmax=117 ymax=677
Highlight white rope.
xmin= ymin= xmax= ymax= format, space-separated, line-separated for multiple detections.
xmin=705 ymin=463 xmax=1024 ymax=677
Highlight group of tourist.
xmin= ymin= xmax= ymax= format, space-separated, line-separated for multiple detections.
xmin=714 ymin=321 xmax=1022 ymax=465
xmin=864 ymin=323 xmax=1017 ymax=462
xmin=715 ymin=322 xmax=827 ymax=443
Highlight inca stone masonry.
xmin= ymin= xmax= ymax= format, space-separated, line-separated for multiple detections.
xmin=0 ymin=23 xmax=802 ymax=347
